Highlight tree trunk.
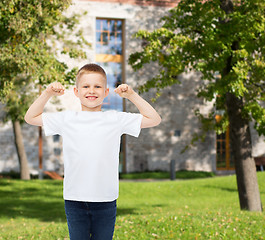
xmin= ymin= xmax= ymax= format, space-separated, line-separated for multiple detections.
xmin=226 ymin=93 xmax=262 ymax=211
xmin=12 ymin=120 xmax=30 ymax=180
xmin=220 ymin=0 xmax=262 ymax=212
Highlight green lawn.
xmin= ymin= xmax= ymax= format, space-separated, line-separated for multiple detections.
xmin=119 ymin=170 xmax=215 ymax=180
xmin=0 ymin=172 xmax=265 ymax=239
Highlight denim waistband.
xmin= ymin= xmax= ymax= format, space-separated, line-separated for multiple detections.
xmin=64 ymin=199 xmax=117 ymax=211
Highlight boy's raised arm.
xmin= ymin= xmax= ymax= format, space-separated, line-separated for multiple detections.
xmin=24 ymin=82 xmax=65 ymax=126
xmin=114 ymin=84 xmax=162 ymax=128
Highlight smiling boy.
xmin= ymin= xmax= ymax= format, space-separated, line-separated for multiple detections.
xmin=24 ymin=63 xmax=161 ymax=240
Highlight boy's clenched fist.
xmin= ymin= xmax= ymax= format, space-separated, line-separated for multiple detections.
xmin=46 ymin=82 xmax=65 ymax=96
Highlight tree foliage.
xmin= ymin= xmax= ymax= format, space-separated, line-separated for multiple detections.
xmin=129 ymin=0 xmax=265 ymax=211
xmin=0 ymin=0 xmax=88 ymax=121
xmin=129 ymin=0 xmax=265 ymax=136
xmin=0 ymin=0 xmax=89 ymax=179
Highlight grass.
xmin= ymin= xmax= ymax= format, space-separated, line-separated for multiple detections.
xmin=0 ymin=172 xmax=264 ymax=239
xmin=119 ymin=170 xmax=215 ymax=180
xmin=1 ymin=170 xmax=215 ymax=180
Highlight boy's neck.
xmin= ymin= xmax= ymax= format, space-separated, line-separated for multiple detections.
xmin=81 ymin=104 xmax=102 ymax=112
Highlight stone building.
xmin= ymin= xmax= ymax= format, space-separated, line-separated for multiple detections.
xmin=0 ymin=0 xmax=264 ymax=176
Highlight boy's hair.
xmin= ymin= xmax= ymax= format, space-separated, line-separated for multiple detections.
xmin=76 ymin=63 xmax=107 ymax=87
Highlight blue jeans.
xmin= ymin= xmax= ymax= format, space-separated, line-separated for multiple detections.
xmin=65 ymin=200 xmax=117 ymax=240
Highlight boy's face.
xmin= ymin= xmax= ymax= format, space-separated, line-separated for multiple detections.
xmin=74 ymin=73 xmax=109 ymax=111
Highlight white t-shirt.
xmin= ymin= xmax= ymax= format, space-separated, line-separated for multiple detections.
xmin=42 ymin=110 xmax=143 ymax=202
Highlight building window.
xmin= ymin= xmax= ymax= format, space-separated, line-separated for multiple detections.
xmin=96 ymin=19 xmax=122 ymax=56
xmin=215 ymin=118 xmax=235 ymax=170
xmin=215 ymin=93 xmax=235 ymax=170
xmin=53 ymin=134 xmax=60 ymax=142
xmin=96 ymin=19 xmax=124 ymax=111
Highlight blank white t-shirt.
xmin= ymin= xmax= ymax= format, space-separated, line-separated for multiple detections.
xmin=42 ymin=110 xmax=143 ymax=202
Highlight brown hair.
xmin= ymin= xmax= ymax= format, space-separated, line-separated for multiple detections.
xmin=76 ymin=63 xmax=107 ymax=87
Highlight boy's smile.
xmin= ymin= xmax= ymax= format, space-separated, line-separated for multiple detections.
xmin=74 ymin=73 xmax=109 ymax=111
xmin=86 ymin=96 xmax=98 ymax=100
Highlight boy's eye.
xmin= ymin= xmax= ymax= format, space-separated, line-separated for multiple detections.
xmin=82 ymin=85 xmax=102 ymax=88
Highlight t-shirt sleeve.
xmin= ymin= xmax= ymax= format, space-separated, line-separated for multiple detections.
xmin=42 ymin=112 xmax=65 ymax=136
xmin=118 ymin=112 xmax=143 ymax=137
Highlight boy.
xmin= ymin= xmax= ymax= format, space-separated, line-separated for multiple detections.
xmin=25 ymin=63 xmax=161 ymax=240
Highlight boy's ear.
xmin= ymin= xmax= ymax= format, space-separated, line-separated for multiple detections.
xmin=74 ymin=87 xmax=79 ymax=97
xmin=105 ymin=88 xmax=109 ymax=97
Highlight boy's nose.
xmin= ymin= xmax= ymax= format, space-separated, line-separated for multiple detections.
xmin=89 ymin=87 xmax=95 ymax=93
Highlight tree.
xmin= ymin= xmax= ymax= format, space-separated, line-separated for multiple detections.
xmin=0 ymin=0 xmax=88 ymax=179
xmin=129 ymin=0 xmax=265 ymax=211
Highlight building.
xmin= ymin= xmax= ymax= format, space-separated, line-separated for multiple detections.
xmin=0 ymin=0 xmax=264 ymax=176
